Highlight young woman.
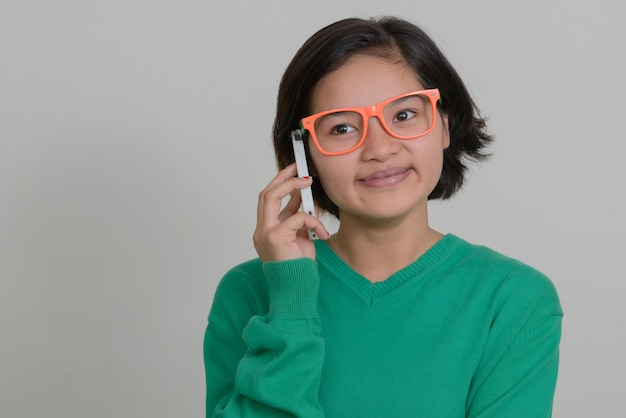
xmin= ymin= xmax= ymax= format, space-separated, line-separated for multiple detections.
xmin=204 ymin=16 xmax=562 ymax=417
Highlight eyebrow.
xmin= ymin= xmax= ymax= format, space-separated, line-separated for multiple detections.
xmin=319 ymin=110 xmax=360 ymax=118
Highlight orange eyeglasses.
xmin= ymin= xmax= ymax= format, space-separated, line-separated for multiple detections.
xmin=300 ymin=88 xmax=441 ymax=156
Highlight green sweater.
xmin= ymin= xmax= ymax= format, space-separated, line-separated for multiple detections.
xmin=204 ymin=234 xmax=562 ymax=417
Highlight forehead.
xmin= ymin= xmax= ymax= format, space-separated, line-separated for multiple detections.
xmin=311 ymin=54 xmax=424 ymax=112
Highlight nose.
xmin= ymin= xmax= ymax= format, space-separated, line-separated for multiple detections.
xmin=359 ymin=116 xmax=401 ymax=161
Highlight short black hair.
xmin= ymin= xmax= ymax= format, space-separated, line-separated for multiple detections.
xmin=273 ymin=16 xmax=493 ymax=219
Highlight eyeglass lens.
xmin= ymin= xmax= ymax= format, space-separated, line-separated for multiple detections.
xmin=313 ymin=92 xmax=433 ymax=154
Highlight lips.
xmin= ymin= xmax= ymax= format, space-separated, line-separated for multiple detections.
xmin=357 ymin=167 xmax=411 ymax=188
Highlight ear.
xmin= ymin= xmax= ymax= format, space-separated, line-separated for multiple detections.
xmin=441 ymin=113 xmax=450 ymax=149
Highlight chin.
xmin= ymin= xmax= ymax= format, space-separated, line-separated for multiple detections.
xmin=350 ymin=201 xmax=427 ymax=224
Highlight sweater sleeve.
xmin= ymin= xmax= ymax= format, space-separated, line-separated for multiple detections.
xmin=466 ymin=271 xmax=563 ymax=418
xmin=204 ymin=258 xmax=325 ymax=418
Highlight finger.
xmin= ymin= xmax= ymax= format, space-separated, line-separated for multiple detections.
xmin=281 ymin=211 xmax=331 ymax=240
xmin=308 ymin=217 xmax=331 ymax=240
xmin=265 ymin=163 xmax=299 ymax=190
xmin=256 ymin=164 xmax=297 ymax=221
xmin=259 ymin=176 xmax=313 ymax=229
xmin=278 ymin=189 xmax=302 ymax=222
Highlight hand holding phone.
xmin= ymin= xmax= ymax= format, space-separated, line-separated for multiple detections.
xmin=291 ymin=129 xmax=319 ymax=240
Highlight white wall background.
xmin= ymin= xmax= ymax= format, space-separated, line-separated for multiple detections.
xmin=1 ymin=0 xmax=624 ymax=417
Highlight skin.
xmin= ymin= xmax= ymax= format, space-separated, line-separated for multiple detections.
xmin=253 ymin=165 xmax=330 ymax=261
xmin=254 ymin=54 xmax=450 ymax=282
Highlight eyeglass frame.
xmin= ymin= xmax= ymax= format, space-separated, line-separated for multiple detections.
xmin=299 ymin=88 xmax=441 ymax=156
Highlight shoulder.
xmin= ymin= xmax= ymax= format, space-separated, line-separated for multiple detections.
xmin=446 ymin=235 xmax=562 ymax=316
xmin=211 ymin=256 xmax=322 ymax=318
xmin=219 ymin=257 xmax=265 ymax=288
xmin=210 ymin=258 xmax=269 ymax=320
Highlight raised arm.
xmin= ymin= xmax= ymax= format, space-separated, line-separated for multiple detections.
xmin=204 ymin=258 xmax=325 ymax=417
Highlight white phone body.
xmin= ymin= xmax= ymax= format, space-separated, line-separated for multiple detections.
xmin=291 ymin=129 xmax=318 ymax=240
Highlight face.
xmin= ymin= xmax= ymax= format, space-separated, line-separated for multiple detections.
xmin=308 ymin=54 xmax=449 ymax=224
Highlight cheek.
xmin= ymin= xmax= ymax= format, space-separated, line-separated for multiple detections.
xmin=316 ymin=172 xmax=347 ymax=209
xmin=427 ymin=144 xmax=446 ymax=170
xmin=309 ymin=155 xmax=352 ymax=201
xmin=308 ymin=145 xmax=333 ymax=181
xmin=313 ymin=159 xmax=341 ymax=187
xmin=408 ymin=137 xmax=446 ymax=180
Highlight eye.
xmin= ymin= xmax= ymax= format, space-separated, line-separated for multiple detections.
xmin=331 ymin=124 xmax=357 ymax=135
xmin=394 ymin=109 xmax=417 ymax=122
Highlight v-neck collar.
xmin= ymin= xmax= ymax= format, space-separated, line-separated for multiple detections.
xmin=315 ymin=234 xmax=461 ymax=306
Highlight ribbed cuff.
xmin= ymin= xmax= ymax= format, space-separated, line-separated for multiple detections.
xmin=263 ymin=258 xmax=320 ymax=320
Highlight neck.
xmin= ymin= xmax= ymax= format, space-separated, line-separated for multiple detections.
xmin=328 ymin=210 xmax=443 ymax=283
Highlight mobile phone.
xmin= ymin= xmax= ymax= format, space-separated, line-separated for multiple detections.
xmin=291 ymin=129 xmax=318 ymax=240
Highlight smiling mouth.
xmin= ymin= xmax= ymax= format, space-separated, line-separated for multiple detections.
xmin=357 ymin=167 xmax=411 ymax=187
